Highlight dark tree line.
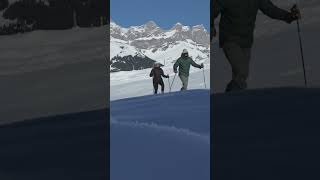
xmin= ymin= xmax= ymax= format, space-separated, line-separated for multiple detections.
xmin=0 ymin=0 xmax=108 ymax=35
xmin=0 ymin=22 xmax=35 ymax=35
xmin=0 ymin=0 xmax=9 ymax=11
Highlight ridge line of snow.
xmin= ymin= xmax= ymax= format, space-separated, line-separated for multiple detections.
xmin=111 ymin=119 xmax=210 ymax=143
xmin=111 ymin=20 xmax=208 ymax=32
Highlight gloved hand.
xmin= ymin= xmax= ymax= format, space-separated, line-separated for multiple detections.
xmin=211 ymin=26 xmax=217 ymax=37
xmin=174 ymin=70 xmax=177 ymax=73
xmin=291 ymin=5 xmax=301 ymax=19
xmin=286 ymin=4 xmax=301 ymax=23
xmin=200 ymin=63 xmax=204 ymax=69
xmin=167 ymin=74 xmax=169 ymax=78
xmin=210 ymin=26 xmax=217 ymax=43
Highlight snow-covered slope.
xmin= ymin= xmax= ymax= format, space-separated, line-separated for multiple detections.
xmin=110 ymin=66 xmax=209 ymax=100
xmin=0 ymin=26 xmax=107 ymax=76
xmin=254 ymin=0 xmax=320 ymax=38
xmin=212 ymin=87 xmax=320 ymax=179
xmin=110 ymin=37 xmax=145 ymax=58
xmin=0 ymin=26 xmax=108 ymax=124
xmin=110 ymin=21 xmax=210 ymax=72
xmin=111 ymin=90 xmax=210 ymax=180
xmin=110 ymin=37 xmax=156 ymax=72
xmin=0 ymin=109 xmax=108 ymax=180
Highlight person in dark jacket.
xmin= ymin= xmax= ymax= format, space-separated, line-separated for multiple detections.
xmin=150 ymin=63 xmax=169 ymax=94
xmin=173 ymin=49 xmax=204 ymax=91
xmin=212 ymin=0 xmax=301 ymax=92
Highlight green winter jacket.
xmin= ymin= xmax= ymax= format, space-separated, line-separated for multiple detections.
xmin=173 ymin=56 xmax=202 ymax=77
xmin=213 ymin=0 xmax=294 ymax=48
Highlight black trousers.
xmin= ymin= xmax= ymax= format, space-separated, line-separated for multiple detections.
xmin=153 ymin=79 xmax=165 ymax=94
xmin=222 ymin=42 xmax=251 ymax=92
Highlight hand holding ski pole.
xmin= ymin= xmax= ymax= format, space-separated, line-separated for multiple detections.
xmin=212 ymin=26 xmax=217 ymax=37
xmin=291 ymin=5 xmax=301 ymax=20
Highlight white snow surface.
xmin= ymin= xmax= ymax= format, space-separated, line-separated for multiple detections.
xmin=111 ymin=90 xmax=210 ymax=180
xmin=0 ymin=26 xmax=107 ymax=76
xmin=111 ymin=21 xmax=210 ymax=180
xmin=142 ymin=40 xmax=209 ymax=64
xmin=110 ymin=37 xmax=144 ymax=58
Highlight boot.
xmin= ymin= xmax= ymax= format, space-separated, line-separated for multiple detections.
xmin=225 ymin=80 xmax=246 ymax=92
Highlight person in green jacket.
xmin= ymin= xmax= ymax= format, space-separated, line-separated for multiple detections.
xmin=173 ymin=49 xmax=204 ymax=91
xmin=212 ymin=0 xmax=301 ymax=92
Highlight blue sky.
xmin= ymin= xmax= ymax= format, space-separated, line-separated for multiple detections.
xmin=111 ymin=0 xmax=210 ymax=30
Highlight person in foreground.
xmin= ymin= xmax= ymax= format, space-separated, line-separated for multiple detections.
xmin=173 ymin=49 xmax=204 ymax=91
xmin=150 ymin=62 xmax=169 ymax=94
xmin=212 ymin=0 xmax=301 ymax=92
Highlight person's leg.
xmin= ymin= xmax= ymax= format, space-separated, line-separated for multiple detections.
xmin=222 ymin=42 xmax=251 ymax=92
xmin=179 ymin=75 xmax=183 ymax=90
xmin=179 ymin=75 xmax=189 ymax=91
xmin=184 ymin=76 xmax=189 ymax=90
xmin=153 ymin=81 xmax=158 ymax=94
xmin=160 ymin=79 xmax=165 ymax=93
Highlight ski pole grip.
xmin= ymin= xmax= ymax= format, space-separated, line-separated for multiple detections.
xmin=290 ymin=4 xmax=298 ymax=12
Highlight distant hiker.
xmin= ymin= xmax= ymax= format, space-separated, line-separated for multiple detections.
xmin=173 ymin=49 xmax=204 ymax=91
xmin=212 ymin=0 xmax=301 ymax=92
xmin=150 ymin=63 xmax=169 ymax=94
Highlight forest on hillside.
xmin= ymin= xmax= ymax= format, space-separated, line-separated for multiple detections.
xmin=0 ymin=0 xmax=108 ymax=35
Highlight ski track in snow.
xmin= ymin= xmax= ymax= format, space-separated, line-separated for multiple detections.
xmin=111 ymin=120 xmax=210 ymax=143
xmin=111 ymin=90 xmax=210 ymax=136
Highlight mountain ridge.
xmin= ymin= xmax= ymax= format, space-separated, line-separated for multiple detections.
xmin=110 ymin=20 xmax=210 ymax=72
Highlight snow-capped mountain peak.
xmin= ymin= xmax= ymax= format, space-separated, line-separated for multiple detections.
xmin=110 ymin=20 xmax=210 ymax=72
xmin=145 ymin=21 xmax=159 ymax=30
xmin=192 ymin=25 xmax=206 ymax=32
xmin=172 ymin=22 xmax=183 ymax=29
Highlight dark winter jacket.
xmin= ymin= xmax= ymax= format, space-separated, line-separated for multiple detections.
xmin=150 ymin=67 xmax=169 ymax=82
xmin=213 ymin=0 xmax=295 ymax=48
xmin=173 ymin=55 xmax=202 ymax=77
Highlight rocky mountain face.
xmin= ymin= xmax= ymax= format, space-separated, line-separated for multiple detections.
xmin=111 ymin=20 xmax=209 ymax=48
xmin=110 ymin=20 xmax=210 ymax=72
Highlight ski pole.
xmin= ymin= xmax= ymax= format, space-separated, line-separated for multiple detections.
xmin=202 ymin=67 xmax=207 ymax=89
xmin=167 ymin=76 xmax=170 ymax=93
xmin=170 ymin=73 xmax=177 ymax=93
xmin=294 ymin=4 xmax=308 ymax=87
